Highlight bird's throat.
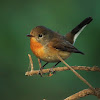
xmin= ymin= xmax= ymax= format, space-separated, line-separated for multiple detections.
xmin=30 ymin=38 xmax=44 ymax=57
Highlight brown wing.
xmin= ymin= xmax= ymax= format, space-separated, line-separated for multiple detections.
xmin=52 ymin=39 xmax=84 ymax=55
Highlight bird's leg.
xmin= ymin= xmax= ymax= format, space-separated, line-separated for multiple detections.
xmin=39 ymin=62 xmax=49 ymax=77
xmin=49 ymin=61 xmax=61 ymax=74
xmin=40 ymin=62 xmax=49 ymax=70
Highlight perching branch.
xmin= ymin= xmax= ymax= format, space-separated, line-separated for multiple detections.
xmin=25 ymin=54 xmax=100 ymax=76
xmin=25 ymin=54 xmax=100 ymax=100
xmin=25 ymin=66 xmax=100 ymax=76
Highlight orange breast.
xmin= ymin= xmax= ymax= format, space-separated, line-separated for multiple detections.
xmin=30 ymin=38 xmax=44 ymax=57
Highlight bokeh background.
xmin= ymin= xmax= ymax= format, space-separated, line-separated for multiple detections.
xmin=1 ymin=0 xmax=100 ymax=100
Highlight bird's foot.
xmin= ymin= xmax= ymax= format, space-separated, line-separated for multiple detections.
xmin=48 ymin=68 xmax=56 ymax=77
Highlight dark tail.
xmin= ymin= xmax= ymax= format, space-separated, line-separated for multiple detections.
xmin=66 ymin=17 xmax=93 ymax=44
xmin=71 ymin=17 xmax=93 ymax=35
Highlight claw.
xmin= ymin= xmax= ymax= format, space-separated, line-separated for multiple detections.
xmin=49 ymin=68 xmax=56 ymax=74
xmin=49 ymin=68 xmax=53 ymax=72
xmin=48 ymin=68 xmax=56 ymax=77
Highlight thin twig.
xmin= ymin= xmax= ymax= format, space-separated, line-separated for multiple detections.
xmin=28 ymin=54 xmax=34 ymax=71
xmin=64 ymin=88 xmax=100 ymax=100
xmin=57 ymin=55 xmax=95 ymax=92
xmin=38 ymin=58 xmax=42 ymax=69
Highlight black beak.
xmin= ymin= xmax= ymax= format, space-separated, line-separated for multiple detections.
xmin=27 ymin=34 xmax=34 ymax=37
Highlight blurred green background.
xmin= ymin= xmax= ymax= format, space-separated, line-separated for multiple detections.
xmin=1 ymin=0 xmax=100 ymax=100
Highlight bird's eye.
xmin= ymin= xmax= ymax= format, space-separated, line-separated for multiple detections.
xmin=38 ymin=34 xmax=43 ymax=37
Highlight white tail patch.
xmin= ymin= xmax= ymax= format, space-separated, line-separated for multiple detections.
xmin=73 ymin=25 xmax=86 ymax=43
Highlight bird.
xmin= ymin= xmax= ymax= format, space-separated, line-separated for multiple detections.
xmin=27 ymin=17 xmax=93 ymax=74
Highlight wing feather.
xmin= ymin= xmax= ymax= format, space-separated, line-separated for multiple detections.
xmin=52 ymin=39 xmax=84 ymax=55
